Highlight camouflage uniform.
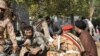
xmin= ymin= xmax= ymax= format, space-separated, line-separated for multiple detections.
xmin=0 ymin=18 xmax=17 ymax=55
xmin=0 ymin=0 xmax=17 ymax=55
xmin=47 ymin=33 xmax=84 ymax=56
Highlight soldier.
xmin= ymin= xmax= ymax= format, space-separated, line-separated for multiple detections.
xmin=19 ymin=26 xmax=46 ymax=56
xmin=0 ymin=0 xmax=18 ymax=55
xmin=47 ymin=25 xmax=84 ymax=56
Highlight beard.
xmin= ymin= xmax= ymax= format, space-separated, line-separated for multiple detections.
xmin=0 ymin=12 xmax=4 ymax=20
xmin=26 ymin=35 xmax=33 ymax=39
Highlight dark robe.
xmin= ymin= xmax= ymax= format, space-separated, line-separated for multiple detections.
xmin=80 ymin=30 xmax=98 ymax=56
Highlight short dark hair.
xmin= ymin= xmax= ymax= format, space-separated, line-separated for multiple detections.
xmin=24 ymin=25 xmax=34 ymax=33
xmin=14 ymin=30 xmax=20 ymax=36
xmin=81 ymin=17 xmax=85 ymax=20
xmin=75 ymin=20 xmax=86 ymax=30
xmin=45 ymin=16 xmax=50 ymax=21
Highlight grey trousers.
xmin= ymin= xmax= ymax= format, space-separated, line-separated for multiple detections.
xmin=0 ymin=53 xmax=6 ymax=56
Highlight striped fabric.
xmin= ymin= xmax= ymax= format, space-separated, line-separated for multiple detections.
xmin=47 ymin=33 xmax=84 ymax=56
xmin=63 ymin=33 xmax=84 ymax=52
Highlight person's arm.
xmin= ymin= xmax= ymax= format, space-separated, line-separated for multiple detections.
xmin=36 ymin=37 xmax=46 ymax=52
xmin=6 ymin=19 xmax=18 ymax=52
xmin=28 ymin=37 xmax=46 ymax=55
xmin=23 ymin=39 xmax=31 ymax=48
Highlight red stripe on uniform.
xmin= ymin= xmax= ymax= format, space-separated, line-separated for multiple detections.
xmin=62 ymin=34 xmax=82 ymax=52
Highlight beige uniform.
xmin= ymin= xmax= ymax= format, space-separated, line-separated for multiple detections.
xmin=0 ymin=18 xmax=17 ymax=53
xmin=47 ymin=33 xmax=84 ymax=56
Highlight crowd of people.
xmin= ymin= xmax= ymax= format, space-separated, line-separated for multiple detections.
xmin=0 ymin=0 xmax=98 ymax=56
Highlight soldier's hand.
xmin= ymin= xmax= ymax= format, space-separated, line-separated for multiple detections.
xmin=53 ymin=40 xmax=58 ymax=46
xmin=30 ymin=48 xmax=41 ymax=55
xmin=12 ymin=44 xmax=18 ymax=53
xmin=48 ymin=42 xmax=54 ymax=48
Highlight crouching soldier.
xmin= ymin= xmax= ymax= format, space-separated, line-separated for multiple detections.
xmin=47 ymin=28 xmax=84 ymax=56
xmin=19 ymin=26 xmax=46 ymax=56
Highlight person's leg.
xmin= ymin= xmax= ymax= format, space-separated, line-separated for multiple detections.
xmin=0 ymin=45 xmax=4 ymax=53
xmin=0 ymin=53 xmax=6 ymax=56
xmin=0 ymin=45 xmax=6 ymax=56
xmin=19 ymin=47 xmax=28 ymax=56
xmin=47 ymin=51 xmax=58 ymax=56
xmin=36 ymin=48 xmax=48 ymax=56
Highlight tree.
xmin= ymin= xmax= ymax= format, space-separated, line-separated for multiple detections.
xmin=7 ymin=0 xmax=100 ymax=19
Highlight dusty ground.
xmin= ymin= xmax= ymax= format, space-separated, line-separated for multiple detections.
xmin=96 ymin=42 xmax=100 ymax=56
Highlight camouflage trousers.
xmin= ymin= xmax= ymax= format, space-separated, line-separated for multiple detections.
xmin=0 ymin=44 xmax=6 ymax=56
xmin=47 ymin=51 xmax=81 ymax=56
